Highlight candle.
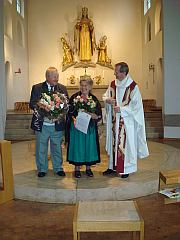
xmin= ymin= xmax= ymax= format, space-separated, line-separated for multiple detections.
xmin=102 ymin=69 xmax=104 ymax=78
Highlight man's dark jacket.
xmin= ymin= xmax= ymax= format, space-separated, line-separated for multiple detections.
xmin=29 ymin=81 xmax=68 ymax=132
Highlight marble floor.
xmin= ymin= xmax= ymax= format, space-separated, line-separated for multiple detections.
xmin=10 ymin=139 xmax=180 ymax=203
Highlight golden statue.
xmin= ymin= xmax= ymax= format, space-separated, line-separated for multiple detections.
xmin=97 ymin=35 xmax=113 ymax=69
xmin=74 ymin=7 xmax=96 ymax=62
xmin=61 ymin=36 xmax=74 ymax=71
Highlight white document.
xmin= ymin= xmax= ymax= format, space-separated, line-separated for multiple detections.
xmin=75 ymin=111 xmax=91 ymax=134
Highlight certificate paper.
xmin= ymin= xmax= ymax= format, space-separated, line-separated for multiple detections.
xmin=75 ymin=111 xmax=91 ymax=134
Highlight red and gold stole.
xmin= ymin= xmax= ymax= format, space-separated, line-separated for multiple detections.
xmin=110 ymin=80 xmax=137 ymax=173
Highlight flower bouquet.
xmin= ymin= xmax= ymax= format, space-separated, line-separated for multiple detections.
xmin=37 ymin=92 xmax=69 ymax=121
xmin=73 ymin=95 xmax=96 ymax=113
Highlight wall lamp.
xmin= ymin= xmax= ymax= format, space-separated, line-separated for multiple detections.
xmin=15 ymin=68 xmax=21 ymax=74
xmin=149 ymin=63 xmax=155 ymax=71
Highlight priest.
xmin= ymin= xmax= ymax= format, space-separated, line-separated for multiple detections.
xmin=103 ymin=62 xmax=149 ymax=178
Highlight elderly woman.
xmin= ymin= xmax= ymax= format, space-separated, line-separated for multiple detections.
xmin=67 ymin=77 xmax=102 ymax=178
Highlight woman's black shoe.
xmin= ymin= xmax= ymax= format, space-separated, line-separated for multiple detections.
xmin=86 ymin=169 xmax=94 ymax=177
xmin=74 ymin=171 xmax=81 ymax=178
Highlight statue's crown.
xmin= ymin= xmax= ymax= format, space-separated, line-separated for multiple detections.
xmin=82 ymin=7 xmax=88 ymax=12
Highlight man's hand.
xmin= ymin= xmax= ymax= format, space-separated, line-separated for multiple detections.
xmin=38 ymin=103 xmax=51 ymax=112
xmin=106 ymin=98 xmax=116 ymax=105
xmin=43 ymin=105 xmax=51 ymax=112
xmin=114 ymin=106 xmax=120 ymax=113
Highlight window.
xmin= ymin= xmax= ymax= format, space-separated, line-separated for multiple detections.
xmin=17 ymin=21 xmax=25 ymax=47
xmin=16 ymin=0 xmax=21 ymax=14
xmin=16 ymin=0 xmax=24 ymax=18
xmin=144 ymin=0 xmax=151 ymax=15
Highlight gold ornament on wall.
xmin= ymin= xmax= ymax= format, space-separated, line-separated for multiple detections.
xmin=94 ymin=75 xmax=102 ymax=85
xmin=67 ymin=75 xmax=77 ymax=85
xmin=61 ymin=35 xmax=75 ymax=71
xmin=97 ymin=35 xmax=113 ymax=69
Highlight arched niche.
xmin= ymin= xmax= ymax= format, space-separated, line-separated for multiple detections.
xmin=155 ymin=2 xmax=162 ymax=35
xmin=4 ymin=6 xmax=13 ymax=39
xmin=156 ymin=58 xmax=163 ymax=107
xmin=5 ymin=61 xmax=13 ymax=110
xmin=17 ymin=20 xmax=24 ymax=47
xmin=145 ymin=16 xmax=152 ymax=44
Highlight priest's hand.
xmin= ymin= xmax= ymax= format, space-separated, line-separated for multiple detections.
xmin=114 ymin=106 xmax=120 ymax=113
xmin=106 ymin=98 xmax=116 ymax=105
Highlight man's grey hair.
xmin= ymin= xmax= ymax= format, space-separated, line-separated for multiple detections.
xmin=45 ymin=67 xmax=59 ymax=79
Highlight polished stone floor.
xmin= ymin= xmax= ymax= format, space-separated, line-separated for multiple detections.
xmin=11 ymin=139 xmax=180 ymax=203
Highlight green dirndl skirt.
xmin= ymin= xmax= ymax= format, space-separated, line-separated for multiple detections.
xmin=68 ymin=121 xmax=99 ymax=166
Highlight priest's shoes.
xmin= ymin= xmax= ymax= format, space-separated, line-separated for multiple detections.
xmin=121 ymin=174 xmax=129 ymax=178
xmin=103 ymin=168 xmax=116 ymax=176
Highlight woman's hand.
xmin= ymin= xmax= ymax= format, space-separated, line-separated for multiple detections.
xmin=90 ymin=113 xmax=99 ymax=120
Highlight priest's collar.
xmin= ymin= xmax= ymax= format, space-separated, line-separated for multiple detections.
xmin=115 ymin=75 xmax=132 ymax=88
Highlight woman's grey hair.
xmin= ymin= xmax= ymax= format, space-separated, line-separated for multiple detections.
xmin=80 ymin=77 xmax=93 ymax=86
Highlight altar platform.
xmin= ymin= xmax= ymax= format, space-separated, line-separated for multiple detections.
xmin=11 ymin=140 xmax=180 ymax=203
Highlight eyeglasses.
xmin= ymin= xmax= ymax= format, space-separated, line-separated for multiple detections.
xmin=114 ymin=71 xmax=125 ymax=74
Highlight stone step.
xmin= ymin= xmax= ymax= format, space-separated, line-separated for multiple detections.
xmin=144 ymin=112 xmax=162 ymax=118
xmin=5 ymin=135 xmax=35 ymax=141
xmin=146 ymin=128 xmax=163 ymax=133
xmin=5 ymin=122 xmax=31 ymax=129
xmin=145 ymin=122 xmax=163 ymax=127
xmin=5 ymin=128 xmax=34 ymax=134
xmin=146 ymin=132 xmax=163 ymax=139
xmin=6 ymin=113 xmax=32 ymax=120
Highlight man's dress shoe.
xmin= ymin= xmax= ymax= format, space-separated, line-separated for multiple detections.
xmin=38 ymin=172 xmax=46 ymax=177
xmin=56 ymin=170 xmax=66 ymax=177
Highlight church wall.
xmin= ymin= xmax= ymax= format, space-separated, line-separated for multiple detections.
xmin=0 ymin=0 xmax=6 ymax=139
xmin=27 ymin=0 xmax=142 ymax=94
xmin=141 ymin=0 xmax=163 ymax=107
xmin=162 ymin=0 xmax=180 ymax=138
xmin=4 ymin=0 xmax=29 ymax=110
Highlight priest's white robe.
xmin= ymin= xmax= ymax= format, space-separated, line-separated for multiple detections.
xmin=103 ymin=75 xmax=149 ymax=174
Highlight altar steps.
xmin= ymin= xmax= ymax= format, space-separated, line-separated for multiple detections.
xmin=5 ymin=112 xmax=35 ymax=141
xmin=5 ymin=109 xmax=163 ymax=141
xmin=145 ymin=109 xmax=163 ymax=139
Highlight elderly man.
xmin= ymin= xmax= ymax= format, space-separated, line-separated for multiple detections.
xmin=29 ymin=67 xmax=68 ymax=177
xmin=103 ymin=62 xmax=149 ymax=178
